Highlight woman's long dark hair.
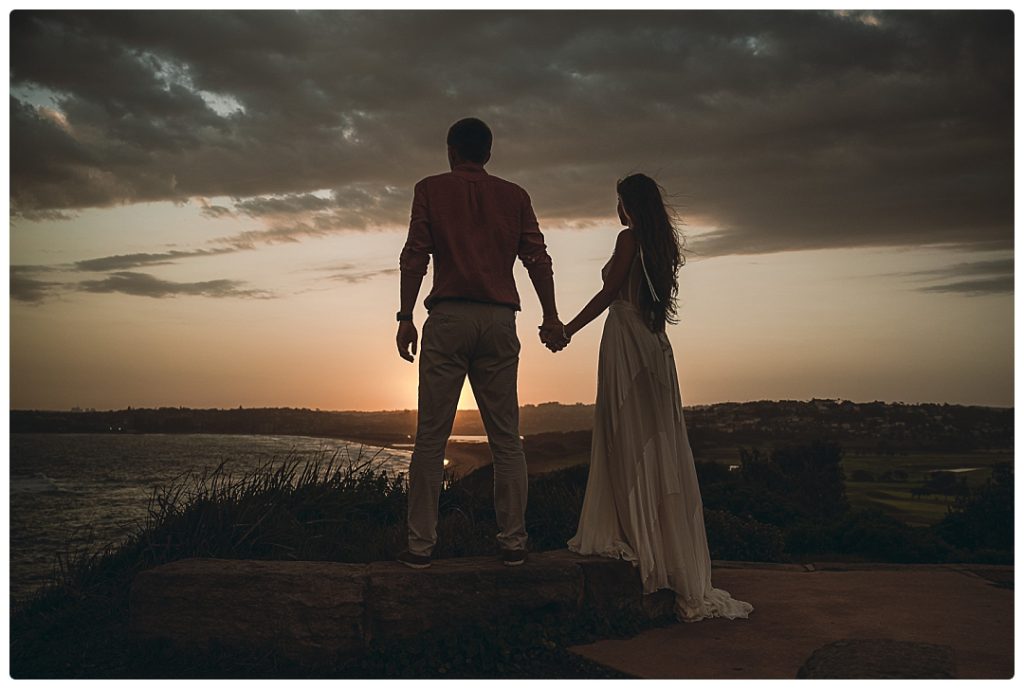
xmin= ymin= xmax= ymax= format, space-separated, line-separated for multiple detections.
xmin=616 ymin=173 xmax=684 ymax=333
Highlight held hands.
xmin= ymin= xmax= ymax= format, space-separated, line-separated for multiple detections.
xmin=401 ymin=317 xmax=565 ymax=359
xmin=396 ymin=321 xmax=418 ymax=362
xmin=538 ymin=317 xmax=570 ymax=353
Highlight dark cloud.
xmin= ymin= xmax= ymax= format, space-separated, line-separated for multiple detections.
xmin=888 ymin=257 xmax=1013 ymax=296
xmin=304 ymin=261 xmax=398 ymax=285
xmin=75 ymin=271 xmax=273 ymax=298
xmin=206 ymin=184 xmax=411 ymax=247
xmin=11 ymin=257 xmax=271 ymax=302
xmin=10 ymin=10 xmax=1012 ymax=257
xmin=73 ymin=246 xmax=240 ymax=271
xmin=11 ymin=209 xmax=77 ymax=223
xmin=900 ymin=258 xmax=1014 ymax=280
xmin=196 ymin=197 xmax=235 ymax=218
xmin=919 ymin=277 xmax=1014 ymax=296
xmin=186 ymin=184 xmax=411 ymax=251
xmin=234 ymin=192 xmax=336 ymax=217
xmin=10 ymin=266 xmax=65 ymax=303
xmin=325 ymin=267 xmax=398 ymax=284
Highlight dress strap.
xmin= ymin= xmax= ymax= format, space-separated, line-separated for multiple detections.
xmin=639 ymin=244 xmax=660 ymax=303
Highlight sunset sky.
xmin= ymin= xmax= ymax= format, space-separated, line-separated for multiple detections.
xmin=8 ymin=9 xmax=1014 ymax=411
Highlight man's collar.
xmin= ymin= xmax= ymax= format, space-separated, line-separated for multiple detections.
xmin=452 ymin=162 xmax=488 ymax=178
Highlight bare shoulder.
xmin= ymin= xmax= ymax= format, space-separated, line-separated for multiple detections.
xmin=607 ymin=229 xmax=637 ymax=270
xmin=615 ymin=227 xmax=637 ymax=250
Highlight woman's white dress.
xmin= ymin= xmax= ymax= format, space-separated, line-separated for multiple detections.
xmin=568 ymin=249 xmax=754 ymax=623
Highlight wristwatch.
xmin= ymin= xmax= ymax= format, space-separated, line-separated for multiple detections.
xmin=396 ymin=311 xmax=413 ymax=322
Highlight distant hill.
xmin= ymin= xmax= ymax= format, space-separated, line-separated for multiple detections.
xmin=8 ymin=402 xmax=593 ymax=440
xmin=10 ymin=398 xmax=1012 ymax=454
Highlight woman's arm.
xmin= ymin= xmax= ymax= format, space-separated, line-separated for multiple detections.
xmin=565 ymin=229 xmax=637 ymax=338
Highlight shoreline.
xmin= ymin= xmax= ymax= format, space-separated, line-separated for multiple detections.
xmin=328 ymin=432 xmax=592 ymax=478
xmin=11 ymin=428 xmax=588 ymax=478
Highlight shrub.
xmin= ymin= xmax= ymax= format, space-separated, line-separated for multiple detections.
xmin=700 ymin=483 xmax=805 ymax=528
xmin=524 ymin=465 xmax=589 ymax=551
xmin=737 ymin=447 xmax=787 ymax=493
xmin=433 ymin=463 xmax=590 ymax=556
xmin=736 ymin=442 xmax=849 ymax=522
xmin=694 ymin=460 xmax=734 ymax=486
xmin=934 ymin=462 xmax=1013 ymax=554
xmin=770 ymin=441 xmax=848 ymax=520
xmin=917 ymin=471 xmax=970 ymax=497
xmin=703 ymin=508 xmax=786 ymax=562
xmin=833 ymin=508 xmax=944 ymax=562
xmin=784 ymin=520 xmax=835 ymax=556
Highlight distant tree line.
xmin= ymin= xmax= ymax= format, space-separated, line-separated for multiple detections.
xmin=685 ymin=399 xmax=1012 ymax=454
xmin=10 ymin=398 xmax=1012 ymax=453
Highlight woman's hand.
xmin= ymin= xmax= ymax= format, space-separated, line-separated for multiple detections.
xmin=538 ymin=317 xmax=570 ymax=352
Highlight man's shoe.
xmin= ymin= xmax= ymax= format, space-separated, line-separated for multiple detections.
xmin=501 ymin=549 xmax=527 ymax=567
xmin=397 ymin=550 xmax=431 ymax=569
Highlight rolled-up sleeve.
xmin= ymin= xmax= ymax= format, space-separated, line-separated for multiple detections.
xmin=517 ymin=188 xmax=553 ymax=278
xmin=399 ymin=181 xmax=432 ymax=277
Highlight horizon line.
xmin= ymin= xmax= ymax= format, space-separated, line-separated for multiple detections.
xmin=10 ymin=397 xmax=1015 ymax=413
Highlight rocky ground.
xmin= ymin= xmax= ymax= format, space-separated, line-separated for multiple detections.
xmin=569 ymin=561 xmax=1014 ymax=679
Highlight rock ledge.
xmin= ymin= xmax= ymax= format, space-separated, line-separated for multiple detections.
xmin=128 ymin=550 xmax=675 ymax=667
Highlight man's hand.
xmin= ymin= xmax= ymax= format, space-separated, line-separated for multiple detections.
xmin=538 ymin=318 xmax=569 ymax=353
xmin=396 ymin=321 xmax=419 ymax=362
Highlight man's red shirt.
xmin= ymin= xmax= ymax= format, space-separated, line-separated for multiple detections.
xmin=399 ymin=162 xmax=553 ymax=312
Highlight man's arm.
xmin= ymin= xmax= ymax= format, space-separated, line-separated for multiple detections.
xmin=396 ymin=272 xmax=423 ymax=362
xmin=399 ymin=271 xmax=423 ymax=317
xmin=397 ymin=182 xmax=432 ymax=362
xmin=529 ymin=271 xmax=558 ymax=321
xmin=516 ymin=189 xmax=566 ymax=348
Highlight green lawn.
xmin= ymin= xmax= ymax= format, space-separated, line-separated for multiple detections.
xmin=841 ymin=452 xmax=1011 ymax=479
xmin=843 ymin=452 xmax=1011 ymax=527
xmin=844 ymin=482 xmax=955 ymax=527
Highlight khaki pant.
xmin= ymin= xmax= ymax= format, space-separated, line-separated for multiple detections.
xmin=407 ymin=299 xmax=529 ymax=556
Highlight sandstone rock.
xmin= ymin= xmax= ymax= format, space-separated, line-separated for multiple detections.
xmin=365 ymin=551 xmax=583 ymax=642
xmin=565 ymin=550 xmax=674 ymax=621
xmin=796 ymin=638 xmax=957 ymax=679
xmin=129 ymin=557 xmax=368 ymax=667
xmin=129 ymin=550 xmax=683 ymax=668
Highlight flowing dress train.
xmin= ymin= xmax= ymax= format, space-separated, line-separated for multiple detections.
xmin=567 ymin=249 xmax=754 ymax=623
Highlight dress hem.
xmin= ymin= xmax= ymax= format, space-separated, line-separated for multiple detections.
xmin=568 ymin=539 xmax=754 ymax=623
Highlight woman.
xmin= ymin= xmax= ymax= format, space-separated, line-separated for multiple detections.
xmin=559 ymin=173 xmax=753 ymax=623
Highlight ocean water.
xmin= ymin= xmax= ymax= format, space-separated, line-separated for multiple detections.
xmin=9 ymin=433 xmax=411 ymax=606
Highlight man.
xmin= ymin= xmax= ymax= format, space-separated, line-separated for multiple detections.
xmin=395 ymin=117 xmax=568 ymax=569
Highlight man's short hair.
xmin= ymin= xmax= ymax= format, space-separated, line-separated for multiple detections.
xmin=446 ymin=118 xmax=492 ymax=164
